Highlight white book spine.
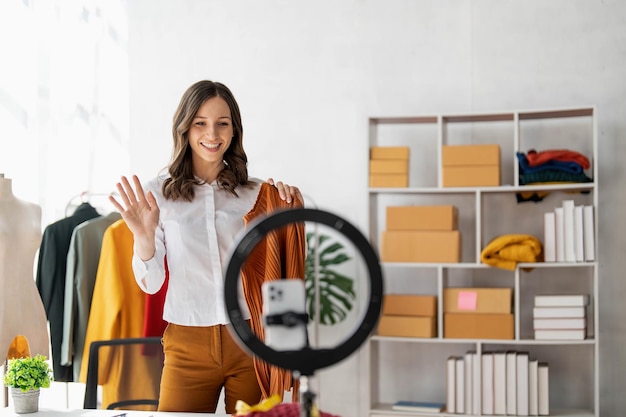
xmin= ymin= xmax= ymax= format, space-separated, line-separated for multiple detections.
xmin=534 ymin=294 xmax=589 ymax=307
xmin=516 ymin=352 xmax=529 ymax=416
xmin=493 ymin=352 xmax=507 ymax=415
xmin=554 ymin=207 xmax=565 ymax=262
xmin=506 ymin=352 xmax=517 ymax=415
xmin=464 ymin=352 xmax=473 ymax=414
xmin=534 ymin=329 xmax=586 ymax=340
xmin=455 ymin=357 xmax=465 ymax=413
xmin=533 ymin=318 xmax=587 ymax=329
xmin=528 ymin=359 xmax=539 ymax=416
xmin=538 ymin=363 xmax=549 ymax=416
xmin=562 ymin=200 xmax=576 ymax=262
xmin=583 ymin=205 xmax=596 ymax=261
xmin=543 ymin=212 xmax=556 ymax=262
xmin=482 ymin=353 xmax=494 ymax=415
xmin=472 ymin=352 xmax=481 ymax=415
xmin=533 ymin=306 xmax=586 ymax=318
xmin=574 ymin=205 xmax=584 ymax=262
xmin=446 ymin=357 xmax=456 ymax=413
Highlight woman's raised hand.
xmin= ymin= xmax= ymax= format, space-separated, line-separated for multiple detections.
xmin=109 ymin=175 xmax=160 ymax=260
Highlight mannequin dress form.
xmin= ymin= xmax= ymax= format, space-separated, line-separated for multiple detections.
xmin=0 ymin=174 xmax=50 ymax=359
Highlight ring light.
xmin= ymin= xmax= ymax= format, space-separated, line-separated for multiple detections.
xmin=224 ymin=208 xmax=384 ymax=377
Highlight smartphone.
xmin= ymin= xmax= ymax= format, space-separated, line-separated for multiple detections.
xmin=261 ymin=279 xmax=308 ymax=351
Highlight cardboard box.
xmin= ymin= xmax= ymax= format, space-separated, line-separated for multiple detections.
xmin=381 ymin=230 xmax=460 ymax=263
xmin=443 ymin=287 xmax=512 ymax=314
xmin=443 ymin=166 xmax=500 ymax=187
xmin=382 ymin=294 xmax=437 ymax=317
xmin=377 ymin=315 xmax=436 ymax=338
xmin=444 ymin=313 xmax=514 ymax=339
xmin=442 ymin=144 xmax=500 ymax=166
xmin=370 ymin=174 xmax=408 ymax=188
xmin=369 ymin=159 xmax=408 ymax=174
xmin=442 ymin=144 xmax=500 ymax=187
xmin=386 ymin=205 xmax=457 ymax=231
xmin=370 ymin=146 xmax=410 ymax=160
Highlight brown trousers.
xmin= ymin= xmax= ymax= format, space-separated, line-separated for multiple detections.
xmin=158 ymin=322 xmax=261 ymax=414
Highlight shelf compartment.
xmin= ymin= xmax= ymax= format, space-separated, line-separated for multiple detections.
xmin=381 ymin=262 xmax=596 ymax=269
xmin=371 ymin=402 xmax=594 ymax=417
xmin=370 ymin=182 xmax=595 ymax=194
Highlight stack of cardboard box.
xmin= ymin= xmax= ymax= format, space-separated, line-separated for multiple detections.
xmin=442 ymin=144 xmax=500 ymax=187
xmin=369 ymin=146 xmax=409 ymax=187
xmin=381 ymin=205 xmax=460 ymax=263
xmin=443 ymin=287 xmax=514 ymax=339
xmin=377 ymin=294 xmax=437 ymax=338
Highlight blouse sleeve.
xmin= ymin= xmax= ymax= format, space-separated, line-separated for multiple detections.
xmin=131 ymin=224 xmax=167 ymax=295
xmin=130 ymin=178 xmax=168 ymax=295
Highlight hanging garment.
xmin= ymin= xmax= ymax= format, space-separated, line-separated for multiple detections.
xmin=140 ymin=256 xmax=169 ymax=356
xmin=36 ymin=202 xmax=100 ymax=381
xmin=78 ymin=219 xmax=161 ymax=409
xmin=142 ymin=256 xmax=169 ymax=339
xmin=61 ymin=211 xmax=122 ymax=380
xmin=241 ymin=183 xmax=307 ymax=402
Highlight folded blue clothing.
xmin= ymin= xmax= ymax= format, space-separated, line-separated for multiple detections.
xmin=516 ymin=152 xmax=583 ymax=174
xmin=519 ymin=170 xmax=592 ymax=185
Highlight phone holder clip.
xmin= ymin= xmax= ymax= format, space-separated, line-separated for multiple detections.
xmin=264 ymin=311 xmax=309 ymax=328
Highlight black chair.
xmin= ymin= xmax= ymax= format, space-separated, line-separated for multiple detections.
xmin=83 ymin=337 xmax=164 ymax=410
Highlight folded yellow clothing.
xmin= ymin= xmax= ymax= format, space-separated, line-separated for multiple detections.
xmin=480 ymin=234 xmax=543 ymax=270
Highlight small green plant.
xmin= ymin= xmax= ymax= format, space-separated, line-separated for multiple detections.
xmin=3 ymin=355 xmax=53 ymax=392
xmin=305 ymin=231 xmax=356 ymax=325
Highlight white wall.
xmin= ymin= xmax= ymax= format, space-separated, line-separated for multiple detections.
xmin=127 ymin=1 xmax=626 ymax=416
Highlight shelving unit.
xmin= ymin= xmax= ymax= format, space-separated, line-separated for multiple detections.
xmin=366 ymin=107 xmax=598 ymax=417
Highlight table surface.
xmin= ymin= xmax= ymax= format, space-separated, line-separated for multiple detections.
xmin=0 ymin=408 xmax=228 ymax=417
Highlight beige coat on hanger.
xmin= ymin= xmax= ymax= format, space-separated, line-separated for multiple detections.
xmin=0 ymin=174 xmax=50 ymax=359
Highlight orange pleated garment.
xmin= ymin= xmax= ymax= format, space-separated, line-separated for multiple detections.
xmin=241 ymin=183 xmax=307 ymax=403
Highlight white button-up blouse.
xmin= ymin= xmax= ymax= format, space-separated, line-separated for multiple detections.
xmin=132 ymin=175 xmax=262 ymax=327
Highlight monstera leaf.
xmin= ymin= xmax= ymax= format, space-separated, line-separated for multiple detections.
xmin=305 ymin=231 xmax=356 ymax=325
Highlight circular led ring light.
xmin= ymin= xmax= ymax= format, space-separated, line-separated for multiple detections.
xmin=224 ymin=208 xmax=384 ymax=376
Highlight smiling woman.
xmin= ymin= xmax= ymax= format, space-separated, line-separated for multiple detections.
xmin=107 ymin=80 xmax=305 ymax=414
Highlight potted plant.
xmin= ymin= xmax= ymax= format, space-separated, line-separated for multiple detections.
xmin=3 ymin=354 xmax=53 ymax=414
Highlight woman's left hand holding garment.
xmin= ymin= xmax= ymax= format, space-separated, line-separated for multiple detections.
xmin=266 ymin=178 xmax=303 ymax=204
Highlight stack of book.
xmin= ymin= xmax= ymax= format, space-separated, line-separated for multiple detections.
xmin=543 ymin=200 xmax=595 ymax=263
xmin=446 ymin=351 xmax=549 ymax=415
xmin=533 ymin=294 xmax=589 ymax=340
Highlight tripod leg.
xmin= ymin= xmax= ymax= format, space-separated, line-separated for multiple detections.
xmin=299 ymin=375 xmax=317 ymax=417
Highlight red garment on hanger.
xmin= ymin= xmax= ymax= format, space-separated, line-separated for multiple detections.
xmin=142 ymin=256 xmax=169 ymax=339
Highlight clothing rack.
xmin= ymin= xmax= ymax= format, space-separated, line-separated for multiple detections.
xmin=64 ymin=191 xmax=118 ymax=217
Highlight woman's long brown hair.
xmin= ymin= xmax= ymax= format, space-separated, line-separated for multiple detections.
xmin=163 ymin=80 xmax=253 ymax=201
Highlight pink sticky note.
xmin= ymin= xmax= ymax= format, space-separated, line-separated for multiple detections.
xmin=457 ymin=291 xmax=477 ymax=310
